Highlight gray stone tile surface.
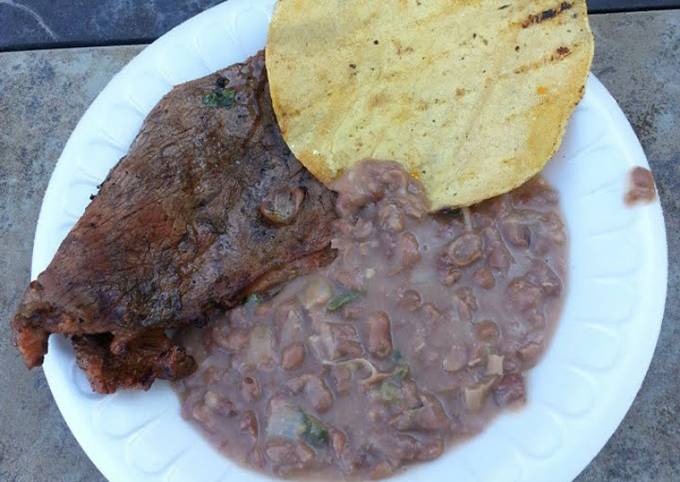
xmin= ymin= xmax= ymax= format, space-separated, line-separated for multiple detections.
xmin=0 ymin=45 xmax=143 ymax=482
xmin=0 ymin=1 xmax=676 ymax=52
xmin=0 ymin=0 xmax=223 ymax=51
xmin=0 ymin=10 xmax=677 ymax=482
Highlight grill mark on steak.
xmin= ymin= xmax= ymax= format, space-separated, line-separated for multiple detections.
xmin=11 ymin=52 xmax=338 ymax=393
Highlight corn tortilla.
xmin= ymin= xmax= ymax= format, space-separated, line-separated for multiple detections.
xmin=266 ymin=0 xmax=594 ymax=210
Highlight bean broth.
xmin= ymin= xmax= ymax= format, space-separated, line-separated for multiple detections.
xmin=174 ymin=161 xmax=567 ymax=480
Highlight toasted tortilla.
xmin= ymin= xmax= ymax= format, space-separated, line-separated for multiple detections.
xmin=266 ymin=0 xmax=594 ymax=210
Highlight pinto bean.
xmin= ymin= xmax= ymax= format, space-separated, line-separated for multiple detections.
xmin=281 ymin=342 xmax=305 ymax=370
xmin=381 ymin=166 xmax=409 ymax=192
xmin=331 ymin=430 xmax=347 ymax=457
xmin=517 ymin=342 xmax=543 ymax=366
xmin=513 ymin=176 xmax=560 ymax=205
xmin=240 ymin=410 xmax=258 ymax=438
xmin=401 ymin=380 xmax=423 ymax=410
xmin=503 ymin=354 xmax=522 ymax=373
xmin=366 ymin=312 xmax=393 ymax=358
xmin=445 ymin=233 xmax=482 ymax=267
xmin=333 ymin=218 xmax=354 ymax=238
xmin=304 ymin=375 xmax=334 ymax=413
xmin=467 ymin=345 xmax=488 ymax=368
xmin=275 ymin=303 xmax=305 ymax=345
xmin=417 ymin=438 xmax=445 ymax=461
xmin=299 ymin=277 xmax=333 ymax=309
xmin=397 ymin=232 xmax=421 ymax=269
xmin=192 ymin=403 xmax=212 ymax=425
xmin=330 ymin=324 xmax=364 ymax=359
xmin=437 ymin=263 xmax=462 ymax=287
xmin=295 ymin=443 xmax=316 ymax=464
xmin=525 ymin=260 xmax=562 ymax=296
xmin=540 ymin=212 xmax=567 ymax=244
xmin=213 ymin=327 xmax=248 ymax=352
xmin=370 ymin=461 xmax=395 ymax=480
xmin=501 ymin=217 xmax=531 ymax=247
xmin=285 ymin=375 xmax=306 ymax=394
xmin=454 ymin=288 xmax=478 ymax=322
xmin=401 ymin=193 xmax=429 ymax=218
xmin=377 ymin=230 xmax=397 ymax=259
xmin=474 ymin=320 xmax=499 ymax=342
xmin=248 ymin=448 xmax=265 ymax=468
xmin=378 ymin=203 xmax=405 ymax=232
xmin=287 ymin=374 xmax=334 ymax=413
xmin=311 ymin=322 xmax=364 ymax=361
xmin=333 ymin=268 xmax=367 ymax=292
xmin=493 ymin=373 xmax=526 ymax=407
xmin=507 ymin=278 xmax=544 ymax=312
xmin=201 ymin=366 xmax=222 ymax=384
xmin=421 ymin=303 xmax=442 ymax=321
xmin=241 ymin=375 xmax=262 ymax=402
xmin=397 ymin=289 xmax=422 ymax=311
xmin=352 ymin=218 xmax=375 ymax=239
xmin=488 ymin=247 xmax=512 ymax=271
xmin=341 ymin=303 xmax=364 ymax=320
xmin=245 ymin=326 xmax=275 ymax=368
xmin=229 ymin=305 xmax=250 ymax=328
xmin=204 ymin=391 xmax=236 ymax=417
xmin=442 ymin=343 xmax=467 ymax=373
xmin=331 ymin=365 xmax=352 ymax=395
xmin=390 ymin=394 xmax=448 ymax=432
xmin=265 ymin=443 xmax=291 ymax=465
xmin=369 ymin=432 xmax=422 ymax=465
xmin=481 ymin=227 xmax=512 ymax=271
xmin=335 ymin=193 xmax=364 ymax=218
xmin=265 ymin=441 xmax=315 ymax=468
xmin=335 ymin=338 xmax=364 ymax=359
xmin=473 ymin=267 xmax=495 ymax=289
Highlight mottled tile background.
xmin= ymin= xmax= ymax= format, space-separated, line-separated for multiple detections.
xmin=0 ymin=1 xmax=679 ymax=51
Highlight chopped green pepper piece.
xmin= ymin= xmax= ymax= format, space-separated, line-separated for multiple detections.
xmin=246 ymin=293 xmax=263 ymax=305
xmin=203 ymin=88 xmax=236 ymax=108
xmin=327 ymin=290 xmax=361 ymax=312
xmin=379 ymin=380 xmax=401 ymax=403
xmin=301 ymin=412 xmax=329 ymax=448
xmin=391 ymin=349 xmax=403 ymax=364
xmin=375 ymin=351 xmax=412 ymax=404
xmin=394 ymin=363 xmax=409 ymax=380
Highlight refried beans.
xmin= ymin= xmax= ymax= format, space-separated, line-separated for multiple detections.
xmin=174 ymin=160 xmax=568 ymax=480
xmin=624 ymin=166 xmax=657 ymax=206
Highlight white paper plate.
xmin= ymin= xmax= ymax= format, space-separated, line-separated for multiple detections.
xmin=32 ymin=1 xmax=668 ymax=481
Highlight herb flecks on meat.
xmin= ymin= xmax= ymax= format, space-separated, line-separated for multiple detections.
xmin=10 ymin=52 xmax=337 ymax=393
xmin=203 ymin=87 xmax=236 ymax=108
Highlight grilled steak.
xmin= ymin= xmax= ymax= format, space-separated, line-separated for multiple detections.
xmin=11 ymin=52 xmax=338 ymax=393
